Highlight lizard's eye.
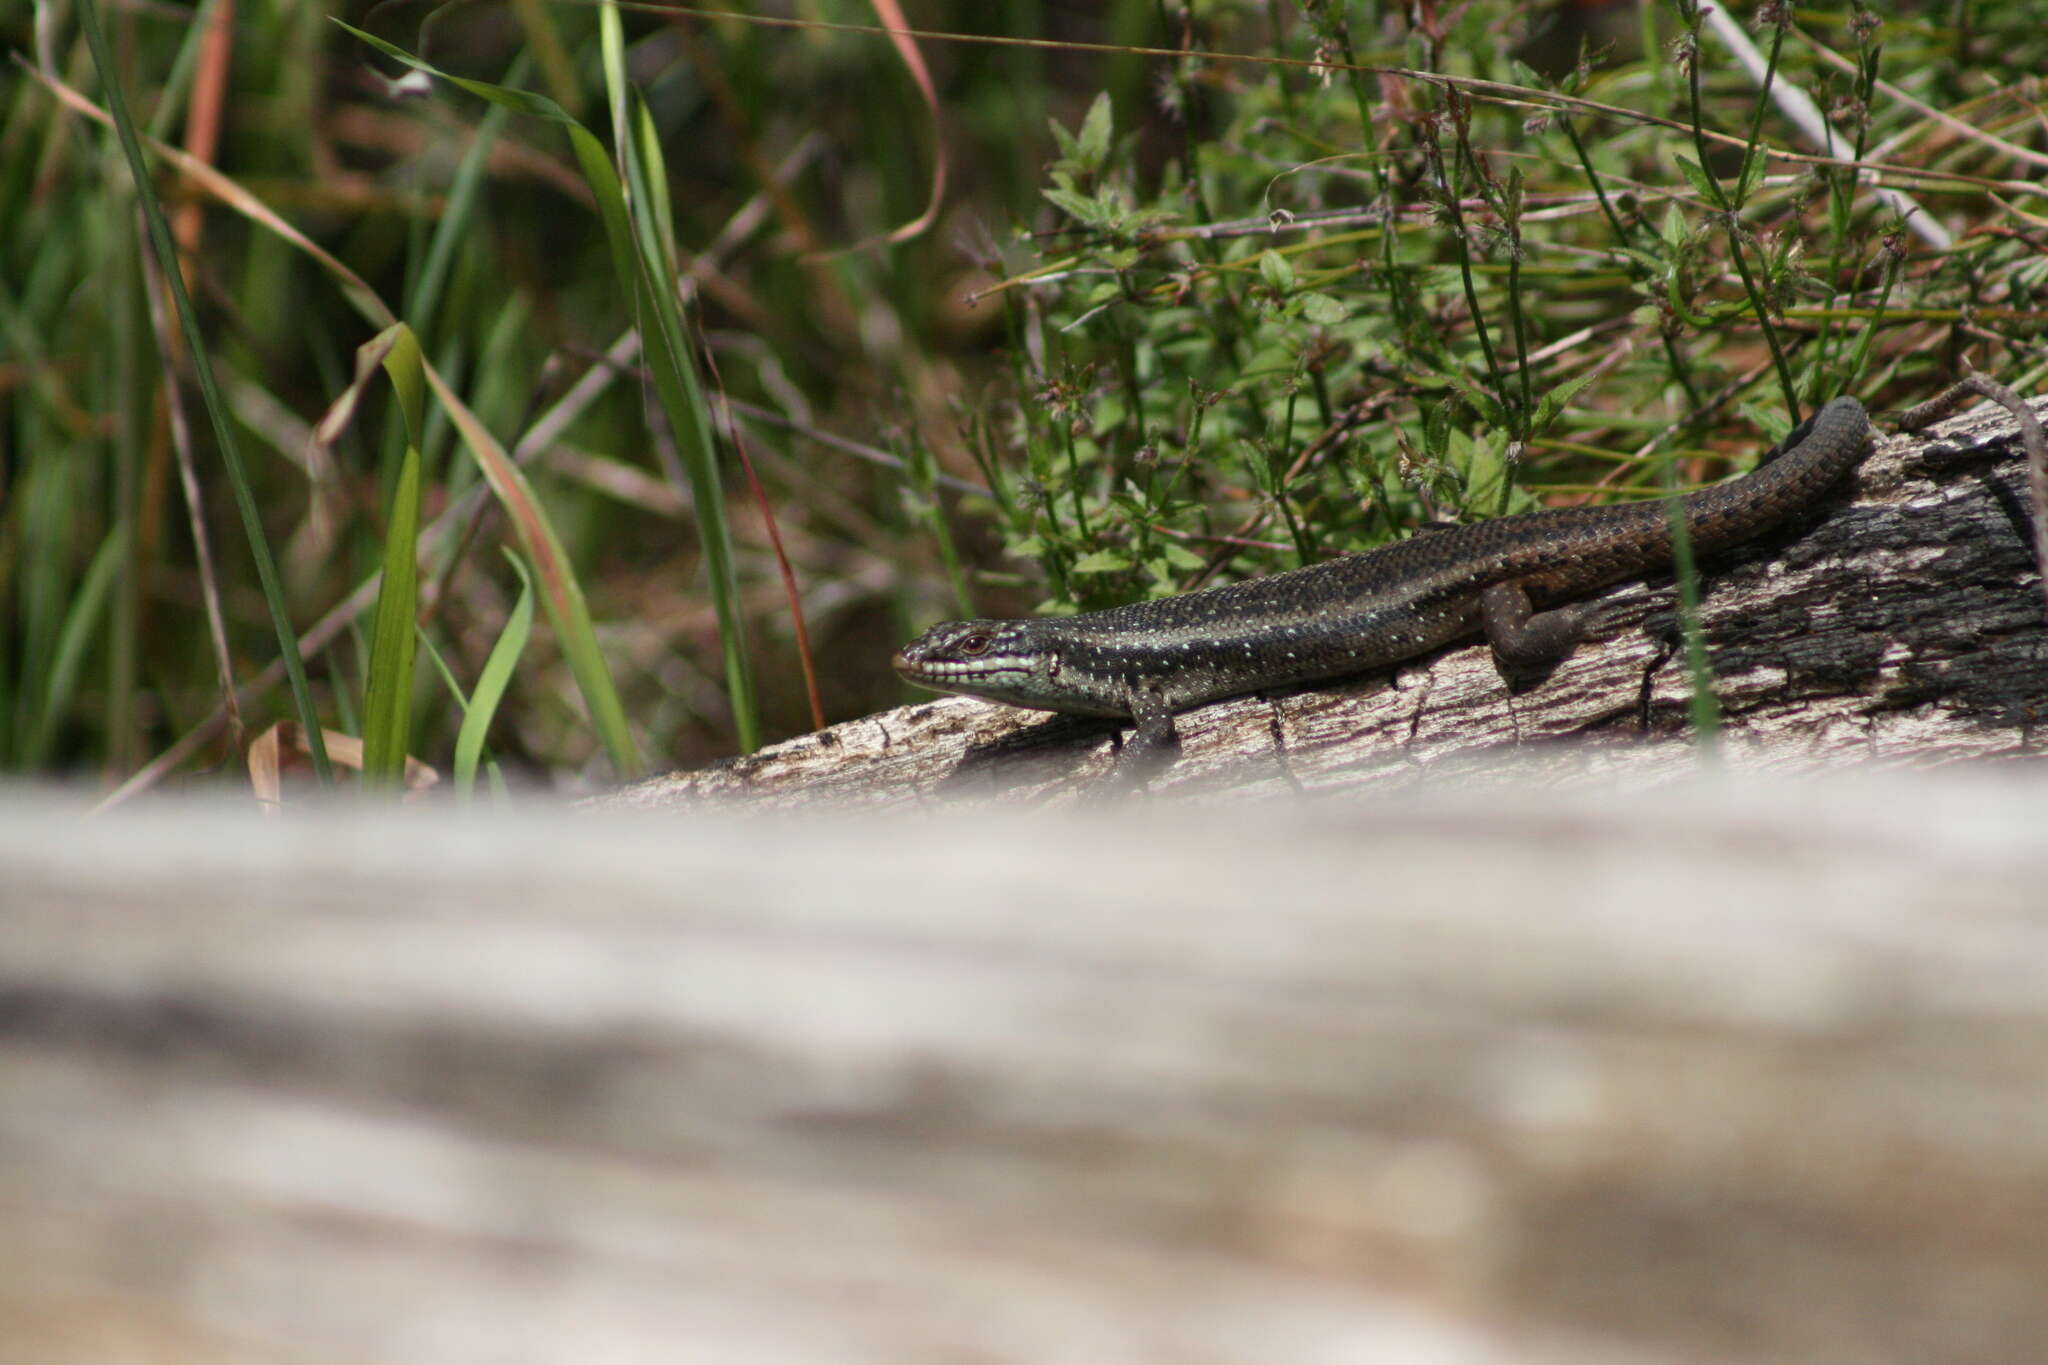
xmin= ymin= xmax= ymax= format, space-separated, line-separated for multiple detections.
xmin=958 ymin=632 xmax=992 ymax=655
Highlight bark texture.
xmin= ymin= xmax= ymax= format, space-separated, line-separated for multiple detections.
xmin=610 ymin=397 xmax=2048 ymax=810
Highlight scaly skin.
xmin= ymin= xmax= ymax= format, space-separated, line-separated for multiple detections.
xmin=895 ymin=398 xmax=1873 ymax=765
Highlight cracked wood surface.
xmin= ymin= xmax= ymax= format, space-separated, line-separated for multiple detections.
xmin=611 ymin=397 xmax=2048 ymax=810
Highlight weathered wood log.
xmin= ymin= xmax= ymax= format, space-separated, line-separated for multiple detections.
xmin=3 ymin=777 xmax=2046 ymax=1364
xmin=610 ymin=397 xmax=2048 ymax=810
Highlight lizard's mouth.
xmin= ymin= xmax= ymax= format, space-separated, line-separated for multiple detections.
xmin=896 ymin=656 xmax=1022 ymax=683
xmin=893 ymin=648 xmax=1042 ymax=701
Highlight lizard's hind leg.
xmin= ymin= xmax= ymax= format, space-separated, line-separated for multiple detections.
xmin=1481 ymin=580 xmax=1594 ymax=673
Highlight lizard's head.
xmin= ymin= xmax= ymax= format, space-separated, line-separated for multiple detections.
xmin=892 ymin=618 xmax=1059 ymax=706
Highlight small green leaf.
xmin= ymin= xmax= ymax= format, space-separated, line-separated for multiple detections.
xmin=1071 ymin=549 xmax=1134 ymax=574
xmin=1048 ymin=118 xmax=1079 ymax=162
xmin=1259 ymin=249 xmax=1295 ymax=291
xmin=1242 ymin=344 xmax=1296 ymax=378
xmin=1159 ymin=541 xmax=1205 ymax=571
xmin=1044 ymin=186 xmax=1110 ymax=226
xmin=1660 ymin=203 xmax=1689 ymax=248
xmin=1077 ymin=92 xmax=1113 ymax=168
xmin=1531 ymin=371 xmax=1599 ymax=434
xmin=1675 ymin=154 xmax=1718 ymax=202
xmin=1299 ymin=292 xmax=1348 ymax=325
xmin=1734 ymin=145 xmax=1768 ymax=206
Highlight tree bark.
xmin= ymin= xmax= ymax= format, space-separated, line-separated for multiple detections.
xmin=611 ymin=396 xmax=2048 ymax=811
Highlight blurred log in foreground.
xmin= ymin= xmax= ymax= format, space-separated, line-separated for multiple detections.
xmin=3 ymin=772 xmax=2047 ymax=1364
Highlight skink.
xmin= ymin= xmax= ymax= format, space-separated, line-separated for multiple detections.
xmin=895 ymin=397 xmax=1874 ymax=770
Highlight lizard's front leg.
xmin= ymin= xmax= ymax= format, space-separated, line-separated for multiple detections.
xmin=1108 ymin=679 xmax=1180 ymax=788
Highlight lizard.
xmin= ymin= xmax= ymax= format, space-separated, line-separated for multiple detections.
xmin=893 ymin=396 xmax=1873 ymax=777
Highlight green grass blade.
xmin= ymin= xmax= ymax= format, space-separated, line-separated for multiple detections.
xmin=380 ymin=323 xmax=427 ymax=441
xmin=338 ymin=17 xmax=759 ymax=755
xmin=607 ymin=87 xmax=758 ymax=750
xmin=417 ymin=357 xmax=643 ymax=778
xmin=77 ymin=0 xmax=331 ymax=781
xmin=359 ymin=327 xmax=427 ymax=787
xmin=454 ymin=551 xmax=536 ymax=803
xmin=360 ymin=441 xmax=422 ymax=786
xmin=23 ymin=529 xmax=121 ymax=770
xmin=308 ymin=310 xmax=638 ymax=781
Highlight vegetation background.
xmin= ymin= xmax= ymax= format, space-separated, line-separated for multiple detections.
xmin=3 ymin=0 xmax=2044 ymax=799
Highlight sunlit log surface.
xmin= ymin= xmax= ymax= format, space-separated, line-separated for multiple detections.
xmin=3 ymin=772 xmax=2046 ymax=1364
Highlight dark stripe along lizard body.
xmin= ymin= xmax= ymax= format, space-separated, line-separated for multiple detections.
xmin=895 ymin=397 xmax=1873 ymax=768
